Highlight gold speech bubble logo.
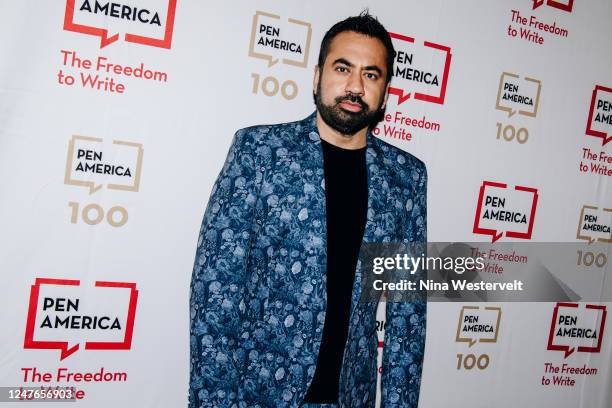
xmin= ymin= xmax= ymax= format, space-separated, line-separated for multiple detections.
xmin=496 ymin=72 xmax=542 ymax=118
xmin=576 ymin=205 xmax=612 ymax=244
xmin=455 ymin=306 xmax=502 ymax=347
xmin=248 ymin=11 xmax=312 ymax=68
xmin=64 ymin=135 xmax=144 ymax=194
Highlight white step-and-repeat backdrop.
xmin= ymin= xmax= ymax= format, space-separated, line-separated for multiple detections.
xmin=0 ymin=0 xmax=610 ymax=407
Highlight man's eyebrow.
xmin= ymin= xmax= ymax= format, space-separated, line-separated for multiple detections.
xmin=363 ymin=65 xmax=383 ymax=76
xmin=332 ymin=58 xmax=353 ymax=67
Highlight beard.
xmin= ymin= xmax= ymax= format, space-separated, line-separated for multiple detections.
xmin=314 ymin=79 xmax=385 ymax=136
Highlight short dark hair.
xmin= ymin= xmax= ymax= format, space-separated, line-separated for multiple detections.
xmin=317 ymin=11 xmax=395 ymax=84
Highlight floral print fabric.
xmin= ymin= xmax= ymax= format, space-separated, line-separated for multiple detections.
xmin=189 ymin=112 xmax=427 ymax=408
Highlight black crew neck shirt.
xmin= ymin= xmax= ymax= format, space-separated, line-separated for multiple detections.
xmin=303 ymin=138 xmax=368 ymax=404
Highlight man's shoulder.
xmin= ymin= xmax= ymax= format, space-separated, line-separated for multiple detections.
xmin=373 ymin=135 xmax=427 ymax=175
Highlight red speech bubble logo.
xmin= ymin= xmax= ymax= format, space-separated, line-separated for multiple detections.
xmin=532 ymin=0 xmax=574 ymax=11
xmin=586 ymin=85 xmax=612 ymax=146
xmin=473 ymin=181 xmax=539 ymax=242
xmin=63 ymin=0 xmax=177 ymax=49
xmin=547 ymin=303 xmax=606 ymax=358
xmin=388 ymin=33 xmax=452 ymax=105
xmin=24 ymin=278 xmax=138 ymax=361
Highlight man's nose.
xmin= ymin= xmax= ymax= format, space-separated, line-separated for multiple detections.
xmin=345 ymin=71 xmax=364 ymax=95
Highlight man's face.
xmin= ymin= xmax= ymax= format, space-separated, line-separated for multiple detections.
xmin=314 ymin=31 xmax=390 ymax=136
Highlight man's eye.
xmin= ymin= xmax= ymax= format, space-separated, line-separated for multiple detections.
xmin=335 ymin=66 xmax=348 ymax=73
xmin=365 ymin=73 xmax=378 ymax=80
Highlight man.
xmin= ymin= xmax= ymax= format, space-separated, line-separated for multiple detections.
xmin=189 ymin=12 xmax=427 ymax=408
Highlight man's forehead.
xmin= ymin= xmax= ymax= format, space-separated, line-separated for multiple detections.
xmin=326 ymin=31 xmax=388 ymax=65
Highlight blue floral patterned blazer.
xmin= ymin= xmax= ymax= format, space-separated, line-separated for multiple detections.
xmin=189 ymin=112 xmax=427 ymax=408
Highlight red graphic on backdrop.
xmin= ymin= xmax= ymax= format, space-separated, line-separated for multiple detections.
xmin=547 ymin=303 xmax=607 ymax=358
xmin=473 ymin=181 xmax=539 ymax=242
xmin=24 ymin=278 xmax=138 ymax=360
xmin=388 ymin=32 xmax=452 ymax=105
xmin=63 ymin=0 xmax=177 ymax=49
xmin=532 ymin=0 xmax=574 ymax=12
xmin=586 ymin=85 xmax=612 ymax=146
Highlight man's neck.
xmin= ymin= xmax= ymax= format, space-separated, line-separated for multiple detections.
xmin=316 ymin=112 xmax=368 ymax=150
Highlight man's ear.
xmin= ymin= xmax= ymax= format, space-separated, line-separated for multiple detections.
xmin=313 ymin=65 xmax=320 ymax=95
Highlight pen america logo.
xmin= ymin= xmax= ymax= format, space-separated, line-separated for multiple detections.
xmin=456 ymin=306 xmax=502 ymax=347
xmin=248 ymin=10 xmax=312 ymax=68
xmin=547 ymin=303 xmax=606 ymax=358
xmin=58 ymin=1 xmax=173 ymax=94
xmin=246 ymin=10 xmax=312 ymax=102
xmin=63 ymin=135 xmax=144 ymax=228
xmin=576 ymin=205 xmax=612 ymax=244
xmin=473 ymin=181 xmax=539 ymax=242
xmin=64 ymin=135 xmax=144 ymax=195
xmin=24 ymin=278 xmax=138 ymax=361
xmin=454 ymin=306 xmax=502 ymax=372
xmin=387 ymin=33 xmax=452 ymax=105
xmin=63 ymin=0 xmax=177 ymax=49
xmin=496 ymin=72 xmax=542 ymax=118
xmin=579 ymin=87 xmax=612 ymax=176
xmin=541 ymin=302 xmax=604 ymax=387
xmin=372 ymin=32 xmax=451 ymax=142
xmin=586 ymin=85 xmax=612 ymax=146
xmin=493 ymin=72 xmax=542 ymax=145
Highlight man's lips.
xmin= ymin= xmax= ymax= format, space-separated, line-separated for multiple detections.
xmin=339 ymin=100 xmax=363 ymax=112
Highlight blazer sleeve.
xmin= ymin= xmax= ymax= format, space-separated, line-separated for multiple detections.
xmin=189 ymin=129 xmax=260 ymax=407
xmin=380 ymin=163 xmax=427 ymax=408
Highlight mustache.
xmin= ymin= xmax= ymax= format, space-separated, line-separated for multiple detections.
xmin=334 ymin=93 xmax=368 ymax=111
